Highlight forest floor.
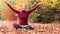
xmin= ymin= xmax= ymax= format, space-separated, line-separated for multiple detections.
xmin=0 ymin=21 xmax=60 ymax=34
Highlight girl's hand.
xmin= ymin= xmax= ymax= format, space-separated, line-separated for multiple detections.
xmin=3 ymin=0 xmax=8 ymax=4
xmin=38 ymin=2 xmax=45 ymax=5
xmin=4 ymin=2 xmax=7 ymax=4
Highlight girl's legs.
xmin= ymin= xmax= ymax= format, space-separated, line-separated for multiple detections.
xmin=13 ymin=23 xmax=34 ymax=30
xmin=13 ymin=23 xmax=22 ymax=29
xmin=13 ymin=23 xmax=28 ymax=30
xmin=22 ymin=25 xmax=34 ymax=30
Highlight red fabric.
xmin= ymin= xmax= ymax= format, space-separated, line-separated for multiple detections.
xmin=6 ymin=3 xmax=40 ymax=25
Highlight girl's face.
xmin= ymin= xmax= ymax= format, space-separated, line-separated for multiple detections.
xmin=21 ymin=4 xmax=26 ymax=10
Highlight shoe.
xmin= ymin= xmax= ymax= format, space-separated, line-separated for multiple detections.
xmin=22 ymin=27 xmax=28 ymax=30
xmin=26 ymin=25 xmax=34 ymax=30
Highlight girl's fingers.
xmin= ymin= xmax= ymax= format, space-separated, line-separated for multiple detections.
xmin=38 ymin=2 xmax=45 ymax=5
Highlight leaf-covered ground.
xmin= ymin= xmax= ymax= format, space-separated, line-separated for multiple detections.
xmin=0 ymin=21 xmax=60 ymax=34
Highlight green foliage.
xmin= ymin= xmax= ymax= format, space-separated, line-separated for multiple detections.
xmin=0 ymin=11 xmax=4 ymax=21
xmin=28 ymin=0 xmax=39 ymax=22
xmin=29 ymin=12 xmax=40 ymax=22
xmin=41 ymin=11 xmax=55 ymax=23
xmin=28 ymin=0 xmax=59 ymax=23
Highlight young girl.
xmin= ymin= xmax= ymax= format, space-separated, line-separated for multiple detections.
xmin=4 ymin=1 xmax=44 ymax=30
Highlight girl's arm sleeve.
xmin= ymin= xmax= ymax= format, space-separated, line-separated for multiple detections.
xmin=28 ymin=4 xmax=40 ymax=14
xmin=6 ymin=3 xmax=19 ymax=14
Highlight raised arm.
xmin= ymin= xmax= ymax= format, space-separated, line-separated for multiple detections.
xmin=5 ymin=2 xmax=20 ymax=14
xmin=27 ymin=2 xmax=44 ymax=14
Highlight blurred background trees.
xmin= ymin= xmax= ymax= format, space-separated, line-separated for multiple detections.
xmin=29 ymin=0 xmax=60 ymax=23
xmin=0 ymin=0 xmax=60 ymax=23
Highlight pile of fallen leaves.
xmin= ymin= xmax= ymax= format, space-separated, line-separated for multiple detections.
xmin=0 ymin=21 xmax=60 ymax=34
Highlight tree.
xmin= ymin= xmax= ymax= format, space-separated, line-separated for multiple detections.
xmin=0 ymin=0 xmax=17 ymax=21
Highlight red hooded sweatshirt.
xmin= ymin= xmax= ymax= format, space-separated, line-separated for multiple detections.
xmin=6 ymin=3 xmax=40 ymax=25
